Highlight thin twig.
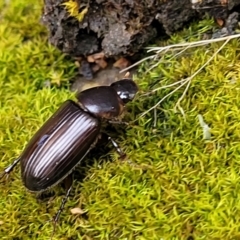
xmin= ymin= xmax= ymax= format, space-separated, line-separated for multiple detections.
xmin=174 ymin=38 xmax=230 ymax=113
xmin=142 ymin=78 xmax=187 ymax=96
xmin=153 ymin=108 xmax=157 ymax=128
xmin=119 ymin=55 xmax=155 ymax=73
xmin=174 ymin=78 xmax=191 ymax=118
xmin=138 ymin=38 xmax=230 ymax=119
xmin=120 ymin=34 xmax=240 ymax=73
xmin=146 ymin=44 xmax=193 ymax=73
xmin=146 ymin=33 xmax=240 ymax=53
xmin=138 ymin=78 xmax=191 ymax=119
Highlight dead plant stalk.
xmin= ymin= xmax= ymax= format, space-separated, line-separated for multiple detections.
xmin=120 ymin=34 xmax=240 ymax=74
xmin=138 ymin=38 xmax=231 ymax=119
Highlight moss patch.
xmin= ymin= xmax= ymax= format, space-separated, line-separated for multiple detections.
xmin=62 ymin=0 xmax=89 ymax=22
xmin=0 ymin=1 xmax=76 ymax=239
xmin=1 ymin=1 xmax=240 ymax=240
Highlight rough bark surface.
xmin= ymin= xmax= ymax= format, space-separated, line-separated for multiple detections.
xmin=41 ymin=0 xmax=240 ymax=59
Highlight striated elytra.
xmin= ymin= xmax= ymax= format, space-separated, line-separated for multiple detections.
xmin=21 ymin=100 xmax=100 ymax=192
xmin=0 ymin=78 xmax=138 ymax=238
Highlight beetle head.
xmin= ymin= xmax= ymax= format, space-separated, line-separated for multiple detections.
xmin=110 ymin=79 xmax=138 ymax=104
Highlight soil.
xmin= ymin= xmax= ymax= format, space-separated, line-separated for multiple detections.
xmin=41 ymin=0 xmax=196 ymax=58
xmin=41 ymin=0 xmax=240 ymax=86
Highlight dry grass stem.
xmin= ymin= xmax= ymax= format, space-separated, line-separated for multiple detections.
xmin=119 ymin=55 xmax=156 ymax=73
xmin=142 ymin=78 xmax=187 ymax=96
xmin=138 ymin=38 xmax=230 ymax=119
xmin=174 ymin=38 xmax=230 ymax=113
xmin=146 ymin=33 xmax=240 ymax=53
xmin=121 ymin=33 xmax=240 ymax=73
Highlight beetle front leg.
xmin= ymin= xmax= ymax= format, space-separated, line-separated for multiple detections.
xmin=108 ymin=136 xmax=126 ymax=159
xmin=50 ymin=174 xmax=73 ymax=239
xmin=0 ymin=157 xmax=21 ymax=180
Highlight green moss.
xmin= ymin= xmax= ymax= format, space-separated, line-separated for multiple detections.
xmin=0 ymin=1 xmax=76 ymax=239
xmin=62 ymin=0 xmax=89 ymax=22
xmin=79 ymin=19 xmax=240 ymax=240
xmin=1 ymin=1 xmax=240 ymax=240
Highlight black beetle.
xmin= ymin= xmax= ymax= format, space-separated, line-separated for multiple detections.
xmin=0 ymin=78 xmax=138 ymax=236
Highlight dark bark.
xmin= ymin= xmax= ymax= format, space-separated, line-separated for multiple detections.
xmin=41 ymin=0 xmax=240 ymax=59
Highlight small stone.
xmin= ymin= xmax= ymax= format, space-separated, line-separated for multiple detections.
xmin=113 ymin=57 xmax=131 ymax=70
xmin=70 ymin=207 xmax=85 ymax=215
xmin=95 ymin=58 xmax=108 ymax=69
xmin=87 ymin=52 xmax=105 ymax=62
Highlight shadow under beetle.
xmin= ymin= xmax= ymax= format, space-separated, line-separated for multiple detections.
xmin=0 ymin=78 xmax=138 ymax=237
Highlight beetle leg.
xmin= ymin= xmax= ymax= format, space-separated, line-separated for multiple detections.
xmin=0 ymin=157 xmax=20 ymax=179
xmin=108 ymin=136 xmax=126 ymax=159
xmin=50 ymin=174 xmax=73 ymax=239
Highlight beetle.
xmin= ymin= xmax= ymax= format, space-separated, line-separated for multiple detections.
xmin=0 ymin=78 xmax=138 ymax=237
